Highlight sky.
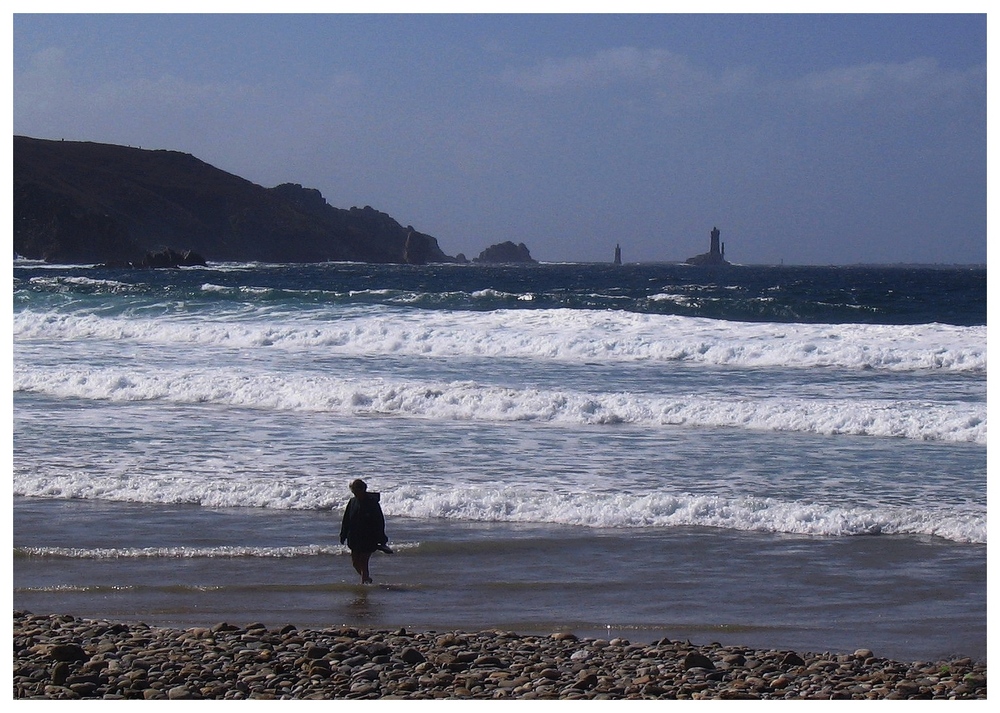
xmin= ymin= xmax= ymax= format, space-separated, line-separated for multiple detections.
xmin=10 ymin=6 xmax=989 ymax=265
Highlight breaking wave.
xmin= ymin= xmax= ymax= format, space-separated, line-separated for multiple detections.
xmin=12 ymin=364 xmax=985 ymax=443
xmin=13 ymin=308 xmax=986 ymax=372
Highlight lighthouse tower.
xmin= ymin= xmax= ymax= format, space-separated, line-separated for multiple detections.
xmin=686 ymin=226 xmax=730 ymax=266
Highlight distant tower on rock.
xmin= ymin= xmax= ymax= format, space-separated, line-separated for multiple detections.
xmin=685 ymin=226 xmax=730 ymax=266
xmin=614 ymin=244 xmax=622 ymax=265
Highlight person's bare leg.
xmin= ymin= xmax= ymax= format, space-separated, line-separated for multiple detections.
xmin=352 ymin=550 xmax=373 ymax=584
xmin=361 ymin=552 xmax=372 ymax=584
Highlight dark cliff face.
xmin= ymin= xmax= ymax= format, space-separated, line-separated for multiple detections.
xmin=13 ymin=136 xmax=452 ymax=265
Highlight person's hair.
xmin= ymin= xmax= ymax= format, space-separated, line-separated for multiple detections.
xmin=350 ymin=479 xmax=367 ymax=495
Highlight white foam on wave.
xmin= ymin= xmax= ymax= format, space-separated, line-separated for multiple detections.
xmin=12 ymin=363 xmax=986 ymax=443
xmin=200 ymin=282 xmax=274 ymax=296
xmin=385 ymin=486 xmax=985 ymax=543
xmin=11 ymin=473 xmax=985 ymax=544
xmin=13 ymin=308 xmax=986 ymax=372
xmin=16 ymin=544 xmax=348 ymax=558
xmin=27 ymin=275 xmax=135 ymax=290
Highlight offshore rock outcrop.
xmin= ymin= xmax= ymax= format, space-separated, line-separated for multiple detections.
xmin=474 ymin=241 xmax=536 ymax=264
xmin=13 ymin=136 xmax=454 ymax=265
xmin=97 ymin=247 xmax=208 ymax=269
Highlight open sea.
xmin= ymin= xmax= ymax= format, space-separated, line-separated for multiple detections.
xmin=11 ymin=260 xmax=986 ymax=664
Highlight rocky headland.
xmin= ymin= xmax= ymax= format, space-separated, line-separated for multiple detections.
xmin=13 ymin=136 xmax=456 ymax=266
xmin=13 ymin=611 xmax=986 ymax=700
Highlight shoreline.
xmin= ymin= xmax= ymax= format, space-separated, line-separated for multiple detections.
xmin=13 ymin=611 xmax=986 ymax=700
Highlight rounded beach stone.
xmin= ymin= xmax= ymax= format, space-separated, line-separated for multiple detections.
xmin=781 ymin=652 xmax=806 ymax=667
xmin=683 ymin=652 xmax=715 ymax=670
xmin=49 ymin=643 xmax=89 ymax=662
xmin=400 ymin=647 xmax=426 ymax=664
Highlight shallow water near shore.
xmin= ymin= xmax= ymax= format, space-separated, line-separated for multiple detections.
xmin=14 ymin=495 xmax=985 ymax=664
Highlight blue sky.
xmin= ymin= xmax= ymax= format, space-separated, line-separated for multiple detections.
xmin=11 ymin=8 xmax=988 ymax=264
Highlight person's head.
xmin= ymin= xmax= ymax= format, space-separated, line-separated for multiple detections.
xmin=350 ymin=479 xmax=368 ymax=496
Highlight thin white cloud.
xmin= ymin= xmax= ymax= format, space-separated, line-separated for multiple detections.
xmin=13 ymin=46 xmax=71 ymax=117
xmin=501 ymin=46 xmax=761 ymax=118
xmin=14 ymin=45 xmax=365 ymax=149
xmin=502 ymin=46 xmax=984 ymax=122
xmin=502 ymin=47 xmax=700 ymax=91
xmin=796 ymin=57 xmax=985 ymax=108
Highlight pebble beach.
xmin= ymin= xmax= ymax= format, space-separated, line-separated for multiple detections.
xmin=13 ymin=611 xmax=987 ymax=700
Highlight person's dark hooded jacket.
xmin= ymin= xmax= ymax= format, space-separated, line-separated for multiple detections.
xmin=340 ymin=491 xmax=388 ymax=553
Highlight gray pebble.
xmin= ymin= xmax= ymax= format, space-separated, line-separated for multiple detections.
xmin=12 ymin=610 xmax=986 ymax=700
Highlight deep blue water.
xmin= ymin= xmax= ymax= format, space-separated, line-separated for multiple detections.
xmin=14 ymin=261 xmax=986 ymax=325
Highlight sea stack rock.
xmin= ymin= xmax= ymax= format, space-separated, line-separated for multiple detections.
xmin=97 ymin=247 xmax=208 ymax=269
xmin=686 ymin=226 xmax=730 ymax=266
xmin=474 ymin=241 xmax=536 ymax=263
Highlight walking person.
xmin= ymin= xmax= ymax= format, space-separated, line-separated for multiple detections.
xmin=339 ymin=479 xmax=392 ymax=584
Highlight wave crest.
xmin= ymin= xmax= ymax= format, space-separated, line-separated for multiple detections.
xmin=13 ymin=364 xmax=986 ymax=443
xmin=13 ymin=309 xmax=986 ymax=372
